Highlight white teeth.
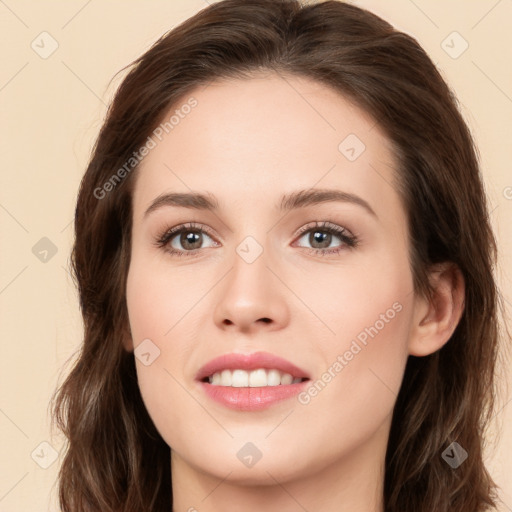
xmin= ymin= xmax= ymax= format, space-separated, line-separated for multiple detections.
xmin=281 ymin=373 xmax=293 ymax=385
xmin=249 ymin=368 xmax=267 ymax=387
xmin=220 ymin=369 xmax=232 ymax=386
xmin=231 ymin=369 xmax=249 ymax=387
xmin=267 ymin=369 xmax=281 ymax=386
xmin=207 ymin=368 xmax=305 ymax=387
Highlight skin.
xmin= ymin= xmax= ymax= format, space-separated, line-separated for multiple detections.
xmin=123 ymin=72 xmax=465 ymax=512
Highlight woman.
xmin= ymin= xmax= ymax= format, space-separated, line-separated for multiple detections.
xmin=51 ymin=0 xmax=508 ymax=510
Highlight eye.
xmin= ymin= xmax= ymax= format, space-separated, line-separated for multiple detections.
xmin=293 ymin=221 xmax=358 ymax=255
xmin=154 ymin=220 xmax=358 ymax=258
xmin=154 ymin=222 xmax=219 ymax=257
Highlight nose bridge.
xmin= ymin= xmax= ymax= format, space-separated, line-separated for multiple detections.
xmin=213 ymin=227 xmax=289 ymax=330
xmin=225 ymin=233 xmax=273 ymax=305
xmin=228 ymin=214 xmax=275 ymax=280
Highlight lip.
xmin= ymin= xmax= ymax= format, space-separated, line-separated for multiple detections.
xmin=195 ymin=351 xmax=311 ymax=412
xmin=199 ymin=380 xmax=309 ymax=411
xmin=195 ymin=351 xmax=311 ymax=382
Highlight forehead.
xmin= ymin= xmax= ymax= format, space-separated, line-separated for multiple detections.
xmin=132 ymin=72 xmax=399 ymax=219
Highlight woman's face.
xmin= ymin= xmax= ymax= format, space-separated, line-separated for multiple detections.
xmin=125 ymin=73 xmax=422 ymax=485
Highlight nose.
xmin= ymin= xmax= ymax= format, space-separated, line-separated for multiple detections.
xmin=213 ymin=244 xmax=290 ymax=334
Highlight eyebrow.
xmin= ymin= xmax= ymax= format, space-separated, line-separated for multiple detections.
xmin=143 ymin=188 xmax=377 ymax=218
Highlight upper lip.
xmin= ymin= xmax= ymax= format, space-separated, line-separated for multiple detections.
xmin=195 ymin=351 xmax=311 ymax=381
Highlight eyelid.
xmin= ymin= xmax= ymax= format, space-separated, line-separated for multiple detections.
xmin=153 ymin=221 xmax=219 ymax=248
xmin=292 ymin=220 xmax=358 ymax=250
xmin=154 ymin=219 xmax=359 ymax=256
xmin=294 ymin=220 xmax=353 ymax=237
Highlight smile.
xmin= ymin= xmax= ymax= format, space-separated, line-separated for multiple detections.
xmin=205 ymin=368 xmax=307 ymax=387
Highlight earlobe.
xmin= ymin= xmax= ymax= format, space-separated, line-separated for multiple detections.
xmin=408 ymin=263 xmax=465 ymax=357
xmin=122 ymin=337 xmax=134 ymax=352
xmin=121 ymin=323 xmax=134 ymax=352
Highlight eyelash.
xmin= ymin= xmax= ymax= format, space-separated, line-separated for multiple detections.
xmin=153 ymin=221 xmax=359 ymax=258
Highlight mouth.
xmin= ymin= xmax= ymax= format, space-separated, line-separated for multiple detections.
xmin=195 ymin=351 xmax=311 ymax=411
xmin=195 ymin=351 xmax=311 ymax=385
xmin=200 ymin=368 xmax=310 ymax=387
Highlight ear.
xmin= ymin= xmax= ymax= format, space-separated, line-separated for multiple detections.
xmin=121 ymin=321 xmax=134 ymax=352
xmin=408 ymin=263 xmax=465 ymax=357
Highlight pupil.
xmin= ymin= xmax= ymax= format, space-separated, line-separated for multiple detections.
xmin=311 ymin=231 xmax=330 ymax=248
xmin=182 ymin=231 xmax=202 ymax=250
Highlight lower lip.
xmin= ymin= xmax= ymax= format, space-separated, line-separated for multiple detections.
xmin=198 ymin=380 xmax=309 ymax=411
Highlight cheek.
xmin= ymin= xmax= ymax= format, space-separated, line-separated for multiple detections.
xmin=125 ymin=273 xmax=170 ymax=342
xmin=290 ymin=243 xmax=413 ymax=343
xmin=125 ymin=259 xmax=195 ymax=445
xmin=125 ymin=253 xmax=198 ymax=343
xmin=294 ymin=246 xmax=414 ymax=413
xmin=294 ymin=293 xmax=412 ymax=462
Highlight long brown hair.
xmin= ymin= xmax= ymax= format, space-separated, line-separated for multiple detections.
xmin=51 ymin=1 xmax=509 ymax=510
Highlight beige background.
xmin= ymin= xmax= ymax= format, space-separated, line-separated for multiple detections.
xmin=0 ymin=1 xmax=511 ymax=510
